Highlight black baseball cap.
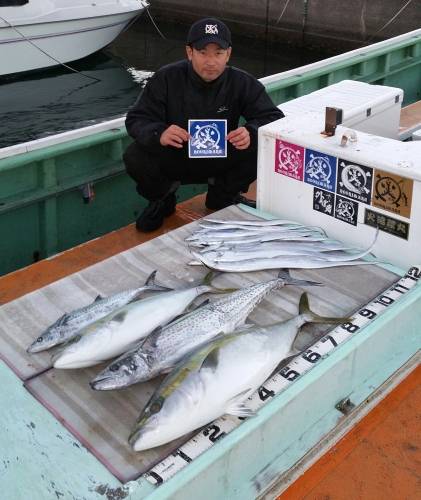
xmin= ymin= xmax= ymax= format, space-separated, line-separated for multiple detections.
xmin=187 ymin=18 xmax=232 ymax=50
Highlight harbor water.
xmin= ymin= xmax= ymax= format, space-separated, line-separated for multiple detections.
xmin=0 ymin=14 xmax=338 ymax=149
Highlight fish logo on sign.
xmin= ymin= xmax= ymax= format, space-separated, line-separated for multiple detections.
xmin=188 ymin=119 xmax=227 ymax=158
xmin=274 ymin=140 xmax=304 ymax=181
xmin=337 ymin=160 xmax=373 ymax=204
xmin=304 ymin=149 xmax=337 ymax=192
xmin=334 ymin=195 xmax=358 ymax=226
xmin=205 ymin=24 xmax=218 ymax=34
xmin=372 ymin=169 xmax=413 ymax=219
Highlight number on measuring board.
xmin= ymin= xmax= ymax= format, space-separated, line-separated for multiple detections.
xmin=341 ymin=322 xmax=360 ymax=333
xmin=302 ymin=349 xmax=321 ymax=363
xmin=359 ymin=308 xmax=377 ymax=319
xmin=203 ymin=424 xmax=226 ymax=443
xmin=321 ymin=335 xmax=338 ymax=347
xmin=258 ymin=386 xmax=275 ymax=401
xmin=279 ymin=366 xmax=300 ymax=381
xmin=406 ymin=266 xmax=421 ymax=281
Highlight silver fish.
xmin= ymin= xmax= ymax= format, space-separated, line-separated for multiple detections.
xmin=190 ymin=229 xmax=379 ymax=272
xmin=27 ymin=270 xmax=171 ymax=354
xmin=52 ymin=272 xmax=233 ymax=369
xmin=128 ymin=292 xmax=351 ymax=451
xmin=90 ymin=271 xmax=321 ymax=390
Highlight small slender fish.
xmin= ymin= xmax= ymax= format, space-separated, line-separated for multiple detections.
xmin=90 ymin=271 xmax=322 ymax=391
xmin=190 ymin=229 xmax=379 ymax=272
xmin=201 ymin=218 xmax=299 ymax=226
xmin=27 ymin=270 xmax=171 ymax=354
xmin=128 ymin=292 xmax=351 ymax=451
xmin=52 ymin=272 xmax=232 ymax=369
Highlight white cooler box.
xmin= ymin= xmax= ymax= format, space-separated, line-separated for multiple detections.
xmin=278 ymin=80 xmax=403 ymax=139
xmin=257 ymin=82 xmax=421 ymax=270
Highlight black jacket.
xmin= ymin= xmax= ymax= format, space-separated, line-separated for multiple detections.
xmin=125 ymin=60 xmax=284 ymax=152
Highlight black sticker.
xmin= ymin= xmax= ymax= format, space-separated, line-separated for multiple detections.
xmin=337 ymin=159 xmax=373 ymax=204
xmin=365 ymin=208 xmax=409 ymax=240
xmin=313 ymin=188 xmax=335 ymax=217
xmin=334 ymin=195 xmax=358 ymax=226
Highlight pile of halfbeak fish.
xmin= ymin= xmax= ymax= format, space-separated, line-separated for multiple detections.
xmin=186 ymin=217 xmax=379 ymax=272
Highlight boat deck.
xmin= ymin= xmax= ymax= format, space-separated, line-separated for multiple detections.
xmin=399 ymin=100 xmax=421 ymax=138
xmin=1 ymin=185 xmax=419 ymax=498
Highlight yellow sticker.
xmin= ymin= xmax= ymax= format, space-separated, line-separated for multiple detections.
xmin=372 ymin=170 xmax=413 ymax=219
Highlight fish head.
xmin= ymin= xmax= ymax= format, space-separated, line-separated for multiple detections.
xmin=90 ymin=352 xmax=151 ymax=390
xmin=27 ymin=313 xmax=71 ymax=353
xmin=129 ymin=390 xmax=192 ymax=452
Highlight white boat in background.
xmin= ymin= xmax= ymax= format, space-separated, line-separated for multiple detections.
xmin=0 ymin=0 xmax=149 ymax=75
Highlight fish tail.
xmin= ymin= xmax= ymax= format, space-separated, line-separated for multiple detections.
xmin=142 ymin=270 xmax=173 ymax=292
xmin=201 ymin=269 xmax=238 ymax=294
xmin=278 ymin=269 xmax=323 ymax=287
xmin=299 ymin=292 xmax=352 ymax=324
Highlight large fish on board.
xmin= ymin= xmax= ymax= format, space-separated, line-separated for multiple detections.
xmin=128 ymin=292 xmax=351 ymax=451
xmin=52 ymin=272 xmax=232 ymax=369
xmin=27 ymin=270 xmax=171 ymax=354
xmin=90 ymin=271 xmax=322 ymax=391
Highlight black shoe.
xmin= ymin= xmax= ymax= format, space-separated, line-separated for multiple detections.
xmin=205 ymin=186 xmax=256 ymax=210
xmin=136 ymin=193 xmax=176 ymax=232
xmin=233 ymin=194 xmax=256 ymax=209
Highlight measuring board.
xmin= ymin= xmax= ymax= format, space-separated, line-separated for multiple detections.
xmin=145 ymin=265 xmax=421 ymax=485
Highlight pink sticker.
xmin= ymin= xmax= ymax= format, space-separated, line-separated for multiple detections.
xmin=275 ymin=139 xmax=304 ymax=181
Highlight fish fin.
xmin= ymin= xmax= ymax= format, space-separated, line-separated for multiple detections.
xmin=226 ymin=389 xmax=255 ymax=417
xmin=278 ymin=269 xmax=323 ymax=287
xmin=158 ymin=334 xmax=238 ymax=399
xmin=141 ymin=325 xmax=163 ymax=350
xmin=94 ymin=295 xmax=104 ymax=303
xmin=201 ymin=349 xmax=219 ymax=371
xmin=57 ymin=313 xmax=70 ymax=326
xmin=299 ymin=293 xmax=353 ymax=324
xmin=51 ymin=334 xmax=82 ymax=363
xmin=112 ymin=310 xmax=128 ymax=323
xmin=144 ymin=270 xmax=157 ymax=286
xmin=143 ymin=270 xmax=173 ymax=292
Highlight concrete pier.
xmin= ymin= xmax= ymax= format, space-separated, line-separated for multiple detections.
xmin=149 ymin=0 xmax=421 ymax=50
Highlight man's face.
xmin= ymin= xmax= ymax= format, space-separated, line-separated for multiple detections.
xmin=186 ymin=43 xmax=232 ymax=82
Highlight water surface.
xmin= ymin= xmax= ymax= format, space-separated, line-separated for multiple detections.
xmin=0 ymin=15 xmax=338 ymax=148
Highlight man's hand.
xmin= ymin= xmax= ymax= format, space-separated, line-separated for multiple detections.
xmin=160 ymin=125 xmax=189 ymax=148
xmin=227 ymin=126 xmax=250 ymax=150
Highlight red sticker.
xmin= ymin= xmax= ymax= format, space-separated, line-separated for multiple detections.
xmin=275 ymin=139 xmax=305 ymax=181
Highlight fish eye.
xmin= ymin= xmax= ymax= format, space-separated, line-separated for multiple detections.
xmin=149 ymin=401 xmax=162 ymax=414
xmin=110 ymin=363 xmax=120 ymax=372
xmin=129 ymin=362 xmax=137 ymax=371
xmin=36 ymin=337 xmax=43 ymax=343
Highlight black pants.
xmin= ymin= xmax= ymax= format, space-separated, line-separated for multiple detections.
xmin=123 ymin=141 xmax=257 ymax=203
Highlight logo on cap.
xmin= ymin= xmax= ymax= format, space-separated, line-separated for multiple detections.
xmin=205 ymin=24 xmax=218 ymax=35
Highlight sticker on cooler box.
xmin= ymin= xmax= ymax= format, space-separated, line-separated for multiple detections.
xmin=313 ymin=188 xmax=335 ymax=217
xmin=304 ymin=149 xmax=337 ymax=192
xmin=188 ymin=120 xmax=227 ymax=158
xmin=274 ymin=140 xmax=304 ymax=180
xmin=337 ymin=160 xmax=373 ymax=204
xmin=372 ymin=170 xmax=413 ymax=219
xmin=365 ymin=208 xmax=409 ymax=240
xmin=334 ymin=195 xmax=358 ymax=226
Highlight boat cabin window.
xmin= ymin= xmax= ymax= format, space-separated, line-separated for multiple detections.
xmin=0 ymin=0 xmax=29 ymax=6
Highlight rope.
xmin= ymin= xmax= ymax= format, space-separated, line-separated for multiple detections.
xmin=0 ymin=14 xmax=101 ymax=81
xmin=364 ymin=0 xmax=414 ymax=44
xmin=146 ymin=7 xmax=167 ymax=40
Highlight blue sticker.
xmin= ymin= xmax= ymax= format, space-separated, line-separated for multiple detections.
xmin=188 ymin=120 xmax=227 ymax=158
xmin=304 ymin=149 xmax=337 ymax=192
